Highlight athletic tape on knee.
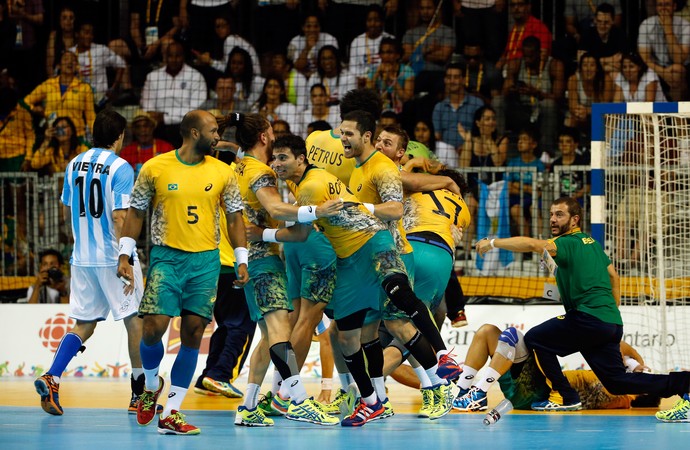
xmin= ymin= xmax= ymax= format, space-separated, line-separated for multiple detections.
xmin=497 ymin=327 xmax=528 ymax=363
xmin=269 ymin=342 xmax=299 ymax=380
xmin=382 ymin=273 xmax=416 ymax=313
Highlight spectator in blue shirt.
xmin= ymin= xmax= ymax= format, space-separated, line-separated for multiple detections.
xmin=508 ymin=126 xmax=545 ymax=237
xmin=432 ymin=62 xmax=484 ymax=167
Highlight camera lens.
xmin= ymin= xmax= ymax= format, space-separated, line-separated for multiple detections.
xmin=47 ymin=268 xmax=64 ymax=282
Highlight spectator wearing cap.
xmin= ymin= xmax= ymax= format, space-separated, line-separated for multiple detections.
xmin=120 ymin=111 xmax=174 ymax=177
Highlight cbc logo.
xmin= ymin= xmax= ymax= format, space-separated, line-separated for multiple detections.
xmin=39 ymin=313 xmax=75 ymax=352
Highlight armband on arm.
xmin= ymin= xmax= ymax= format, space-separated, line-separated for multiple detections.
xmin=118 ymin=237 xmax=136 ymax=258
xmin=262 ymin=228 xmax=279 ymax=243
xmin=234 ymin=247 xmax=248 ymax=266
xmin=297 ymin=205 xmax=318 ymax=223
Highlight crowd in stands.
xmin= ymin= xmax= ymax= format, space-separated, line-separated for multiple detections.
xmin=1 ymin=0 xmax=689 ymax=265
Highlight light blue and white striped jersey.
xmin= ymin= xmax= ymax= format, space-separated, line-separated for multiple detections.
xmin=62 ymin=148 xmax=134 ymax=267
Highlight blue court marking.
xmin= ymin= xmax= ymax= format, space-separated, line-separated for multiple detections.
xmin=0 ymin=407 xmax=687 ymax=450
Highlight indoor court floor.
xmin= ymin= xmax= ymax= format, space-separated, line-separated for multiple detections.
xmin=1 ymin=377 xmax=688 ymax=449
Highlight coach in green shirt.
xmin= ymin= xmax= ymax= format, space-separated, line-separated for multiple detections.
xmin=475 ymin=196 xmax=690 ymax=419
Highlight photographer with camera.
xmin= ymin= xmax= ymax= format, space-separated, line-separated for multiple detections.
xmin=26 ymin=249 xmax=69 ymax=304
xmin=29 ymin=116 xmax=87 ymax=176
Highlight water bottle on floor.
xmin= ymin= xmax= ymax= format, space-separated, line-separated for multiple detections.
xmin=483 ymin=399 xmax=513 ymax=425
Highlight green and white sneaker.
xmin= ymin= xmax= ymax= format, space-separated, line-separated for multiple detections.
xmin=257 ymin=391 xmax=283 ymax=417
xmin=286 ymin=398 xmax=340 ymax=426
xmin=234 ymin=405 xmax=274 ymax=427
xmin=656 ymin=394 xmax=690 ymax=422
xmin=429 ymin=383 xmax=454 ymax=420
xmin=339 ymin=383 xmax=360 ymax=417
xmin=418 ymin=387 xmax=435 ymax=418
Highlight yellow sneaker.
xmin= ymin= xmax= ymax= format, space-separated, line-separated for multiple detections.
xmin=234 ymin=405 xmax=275 ymax=427
xmin=285 ymin=398 xmax=340 ymax=426
xmin=418 ymin=387 xmax=435 ymax=418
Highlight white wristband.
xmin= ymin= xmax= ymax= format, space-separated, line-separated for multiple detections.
xmin=624 ymin=356 xmax=640 ymax=373
xmin=234 ymin=247 xmax=248 ymax=266
xmin=320 ymin=378 xmax=333 ymax=391
xmin=363 ymin=203 xmax=375 ymax=214
xmin=118 ymin=237 xmax=137 ymax=258
xmin=490 ymin=238 xmax=496 ymax=249
xmin=284 ymin=221 xmax=296 ymax=227
xmin=262 ymin=228 xmax=279 ymax=243
xmin=297 ymin=205 xmax=318 ymax=223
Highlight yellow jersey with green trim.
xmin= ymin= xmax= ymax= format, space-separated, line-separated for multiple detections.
xmin=130 ymin=150 xmax=243 ymax=253
xmin=349 ymin=150 xmax=413 ymax=255
xmin=403 ymin=189 xmax=471 ymax=250
xmin=288 ymin=166 xmax=386 ymax=259
xmin=235 ymin=155 xmax=281 ymax=260
xmin=306 ymin=129 xmax=355 ymax=185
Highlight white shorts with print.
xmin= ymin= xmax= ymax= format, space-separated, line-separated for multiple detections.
xmin=69 ymin=260 xmax=143 ymax=321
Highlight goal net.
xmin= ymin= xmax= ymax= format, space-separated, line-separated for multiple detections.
xmin=596 ymin=102 xmax=690 ymax=373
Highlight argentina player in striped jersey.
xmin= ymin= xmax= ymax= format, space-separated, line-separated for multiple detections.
xmin=35 ymin=110 xmax=145 ymax=417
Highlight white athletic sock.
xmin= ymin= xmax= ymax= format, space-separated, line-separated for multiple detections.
xmin=425 ymin=367 xmax=447 ymax=387
xmin=414 ymin=365 xmax=432 ymax=388
xmin=285 ymin=374 xmax=308 ymax=404
xmin=457 ymin=366 xmax=478 ymax=390
xmin=271 ymin=369 xmax=282 ymax=395
xmin=162 ymin=386 xmax=187 ymax=417
xmin=475 ymin=367 xmax=501 ymax=393
xmin=243 ymin=383 xmax=261 ymax=409
xmin=278 ymin=378 xmax=291 ymax=400
xmin=143 ymin=367 xmax=159 ymax=391
xmin=372 ymin=376 xmax=387 ymax=401
xmin=131 ymin=367 xmax=144 ymax=380
xmin=362 ymin=392 xmax=378 ymax=406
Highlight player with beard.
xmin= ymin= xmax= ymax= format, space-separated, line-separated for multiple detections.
xmin=341 ymin=111 xmax=462 ymax=384
xmin=117 ymin=110 xmax=248 ymax=435
xmin=475 ymin=196 xmax=690 ymax=418
xmin=225 ymin=112 xmax=342 ymax=427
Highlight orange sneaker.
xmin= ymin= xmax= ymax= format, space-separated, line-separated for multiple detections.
xmin=158 ymin=410 xmax=201 ymax=435
xmin=137 ymin=376 xmax=164 ymax=426
xmin=34 ymin=374 xmax=63 ymax=415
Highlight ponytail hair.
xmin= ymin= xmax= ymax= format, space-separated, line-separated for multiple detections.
xmin=220 ymin=112 xmax=270 ymax=151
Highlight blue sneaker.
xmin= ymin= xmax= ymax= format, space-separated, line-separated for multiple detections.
xmin=436 ymin=351 xmax=462 ymax=381
xmin=531 ymin=399 xmax=582 ymax=411
xmin=341 ymin=399 xmax=384 ymax=427
xmin=370 ymin=397 xmax=394 ymax=421
xmin=452 ymin=386 xmax=488 ymax=411
xmin=202 ymin=376 xmax=244 ymax=398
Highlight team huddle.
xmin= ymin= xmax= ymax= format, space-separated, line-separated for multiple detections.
xmin=33 ymin=88 xmax=690 ymax=436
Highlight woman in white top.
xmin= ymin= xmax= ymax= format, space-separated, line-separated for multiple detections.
xmin=613 ymin=52 xmax=667 ymax=103
xmin=225 ymin=47 xmax=264 ymax=107
xmin=252 ymin=74 xmax=302 ymax=137
xmin=287 ymin=13 xmax=339 ymax=78
xmin=307 ymin=45 xmax=357 ymax=108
